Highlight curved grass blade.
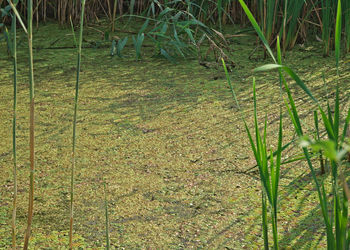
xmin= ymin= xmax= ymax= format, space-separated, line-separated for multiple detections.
xmin=117 ymin=37 xmax=128 ymax=58
xmin=7 ymin=0 xmax=27 ymax=34
xmin=238 ymin=0 xmax=276 ymax=63
xmin=254 ymin=64 xmax=318 ymax=103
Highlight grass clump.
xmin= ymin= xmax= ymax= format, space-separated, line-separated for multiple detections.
xmin=237 ymin=0 xmax=350 ymax=248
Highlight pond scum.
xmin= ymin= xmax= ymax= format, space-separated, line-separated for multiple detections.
xmin=0 ymin=0 xmax=350 ymax=248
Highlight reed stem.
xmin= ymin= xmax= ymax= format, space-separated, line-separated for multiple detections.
xmin=23 ymin=0 xmax=35 ymax=248
xmin=69 ymin=0 xmax=86 ymax=248
xmin=11 ymin=13 xmax=17 ymax=250
xmin=104 ymin=182 xmax=110 ymax=249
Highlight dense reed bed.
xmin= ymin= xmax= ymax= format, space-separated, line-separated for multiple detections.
xmin=2 ymin=0 xmax=350 ymax=55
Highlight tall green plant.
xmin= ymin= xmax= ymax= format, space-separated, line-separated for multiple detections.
xmin=69 ymin=0 xmax=86 ymax=248
xmin=10 ymin=13 xmax=17 ymax=250
xmin=283 ymin=0 xmax=305 ymax=50
xmin=7 ymin=1 xmax=34 ymax=248
xmin=313 ymin=111 xmax=325 ymax=175
xmin=4 ymin=10 xmax=18 ymax=249
xmin=344 ymin=0 xmax=350 ymax=52
xmin=239 ymin=0 xmax=350 ymax=248
xmin=222 ymin=61 xmax=282 ymax=249
xmin=23 ymin=0 xmax=35 ymax=248
xmin=321 ymin=0 xmax=334 ymax=56
xmin=244 ymin=81 xmax=282 ymax=250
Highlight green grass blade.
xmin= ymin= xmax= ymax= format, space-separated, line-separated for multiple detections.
xmin=319 ymin=107 xmax=336 ymax=141
xmin=335 ymin=189 xmax=341 ymax=248
xmin=238 ymin=0 xmax=276 ymax=63
xmin=254 ymin=64 xmax=317 ymax=103
xmin=274 ymin=109 xmax=283 ymax=201
xmin=335 ymin=0 xmax=342 ymax=74
xmin=222 ymin=59 xmax=240 ymax=107
xmin=117 ymin=37 xmax=128 ymax=58
xmin=333 ymin=85 xmax=340 ymax=144
xmin=341 ymin=190 xmax=348 ymax=249
xmin=7 ymin=0 xmax=27 ymax=34
xmin=254 ymin=64 xmax=282 ymax=72
xmin=69 ymin=17 xmax=78 ymax=47
xmin=284 ymin=81 xmax=336 ymax=248
xmin=340 ymin=108 xmax=350 ymax=144
xmin=217 ymin=0 xmax=222 ymax=30
xmin=276 ymin=36 xmax=283 ymax=89
xmin=281 ymin=66 xmax=318 ymax=103
xmin=262 ymin=192 xmax=269 ymax=249
xmin=314 ymin=111 xmax=325 ymax=174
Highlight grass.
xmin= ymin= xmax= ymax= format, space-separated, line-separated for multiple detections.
xmin=7 ymin=0 xmax=37 ymax=248
xmin=239 ymin=0 xmax=350 ymax=247
xmin=0 ymin=22 xmax=350 ymax=248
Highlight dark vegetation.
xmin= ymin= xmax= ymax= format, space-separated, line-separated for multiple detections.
xmin=0 ymin=0 xmax=350 ymax=248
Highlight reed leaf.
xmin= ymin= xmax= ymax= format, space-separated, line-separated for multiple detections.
xmin=238 ymin=0 xmax=276 ymax=63
xmin=335 ymin=0 xmax=342 ymax=74
xmin=6 ymin=0 xmax=27 ymax=34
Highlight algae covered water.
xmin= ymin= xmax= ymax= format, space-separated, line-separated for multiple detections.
xmin=0 ymin=22 xmax=349 ymax=248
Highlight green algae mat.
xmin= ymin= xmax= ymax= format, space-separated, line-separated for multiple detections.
xmin=1 ymin=23 xmax=350 ymax=248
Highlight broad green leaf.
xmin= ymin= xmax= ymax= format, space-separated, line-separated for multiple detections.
xmin=254 ymin=64 xmax=282 ymax=72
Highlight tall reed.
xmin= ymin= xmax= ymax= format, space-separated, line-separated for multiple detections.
xmin=7 ymin=1 xmax=34 ymax=248
xmin=69 ymin=0 xmax=86 ymax=248
xmin=23 ymin=0 xmax=35 ymax=248
xmin=11 ymin=13 xmax=17 ymax=250
xmin=3 ymin=11 xmax=18 ymax=248
xmin=321 ymin=0 xmax=333 ymax=56
xmin=344 ymin=0 xmax=350 ymax=53
xmin=111 ymin=0 xmax=117 ymax=32
xmin=4 ymin=10 xmax=18 ymax=249
xmin=3 ymin=0 xmax=350 ymax=57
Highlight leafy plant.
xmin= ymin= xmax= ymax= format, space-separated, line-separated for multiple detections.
xmin=111 ymin=36 xmax=128 ymax=57
xmin=244 ymin=81 xmax=283 ymax=250
xmin=132 ymin=32 xmax=144 ymax=60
